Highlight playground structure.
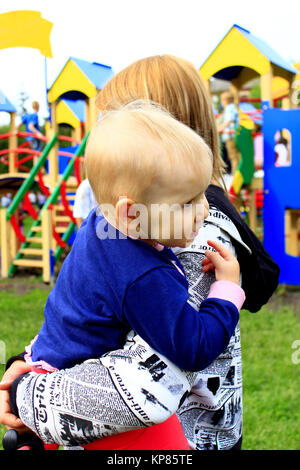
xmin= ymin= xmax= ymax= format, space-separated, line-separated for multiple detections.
xmin=201 ymin=24 xmax=299 ymax=108
xmin=46 ymin=57 xmax=114 ymax=189
xmin=0 ymin=19 xmax=299 ymax=285
xmin=200 ymin=24 xmax=300 ymax=284
xmin=0 ymin=56 xmax=113 ymax=282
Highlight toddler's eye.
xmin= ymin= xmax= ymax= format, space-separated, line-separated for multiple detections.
xmin=184 ymin=200 xmax=193 ymax=206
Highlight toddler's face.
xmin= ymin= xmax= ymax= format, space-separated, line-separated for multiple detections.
xmin=146 ymin=193 xmax=209 ymax=248
xmin=140 ymin=161 xmax=210 ymax=248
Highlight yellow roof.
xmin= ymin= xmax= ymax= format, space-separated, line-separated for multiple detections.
xmin=56 ymin=100 xmax=82 ymax=128
xmin=200 ymin=24 xmax=297 ymax=84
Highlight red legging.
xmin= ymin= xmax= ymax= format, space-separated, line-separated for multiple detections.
xmin=31 ymin=367 xmax=190 ymax=451
xmin=83 ymin=415 xmax=189 ymax=450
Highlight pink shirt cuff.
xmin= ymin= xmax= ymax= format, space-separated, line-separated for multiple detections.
xmin=207 ymin=281 xmax=246 ymax=311
xmin=24 ymin=336 xmax=58 ymax=372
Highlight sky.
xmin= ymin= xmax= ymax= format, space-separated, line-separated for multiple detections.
xmin=0 ymin=0 xmax=300 ymax=124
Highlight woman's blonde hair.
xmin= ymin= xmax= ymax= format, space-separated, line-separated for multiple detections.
xmin=96 ymin=54 xmax=225 ymax=186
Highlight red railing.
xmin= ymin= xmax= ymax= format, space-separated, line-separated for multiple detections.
xmin=0 ymin=131 xmax=83 ymax=173
xmin=1 ymin=131 xmax=83 ymax=245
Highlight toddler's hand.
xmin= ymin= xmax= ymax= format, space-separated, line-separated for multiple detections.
xmin=202 ymin=240 xmax=240 ymax=285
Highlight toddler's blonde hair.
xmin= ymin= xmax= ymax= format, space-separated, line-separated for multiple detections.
xmin=85 ymin=100 xmax=213 ymax=207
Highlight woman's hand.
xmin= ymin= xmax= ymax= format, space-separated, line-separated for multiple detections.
xmin=0 ymin=361 xmax=32 ymax=433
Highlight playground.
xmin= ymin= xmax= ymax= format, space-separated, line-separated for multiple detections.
xmin=0 ymin=7 xmax=300 ymax=452
xmin=1 ymin=22 xmax=299 ymax=285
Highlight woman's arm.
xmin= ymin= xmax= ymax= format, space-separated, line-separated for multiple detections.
xmin=11 ymin=332 xmax=195 ymax=447
xmin=9 ymin=277 xmax=243 ymax=448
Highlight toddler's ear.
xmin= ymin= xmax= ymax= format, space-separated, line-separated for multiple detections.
xmin=115 ymin=197 xmax=136 ymax=229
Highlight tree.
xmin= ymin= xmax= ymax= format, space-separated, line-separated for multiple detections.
xmin=16 ymin=89 xmax=30 ymax=117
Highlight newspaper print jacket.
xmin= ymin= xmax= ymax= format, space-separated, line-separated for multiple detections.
xmin=15 ymin=206 xmax=250 ymax=450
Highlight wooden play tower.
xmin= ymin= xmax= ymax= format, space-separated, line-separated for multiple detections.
xmin=200 ymin=24 xmax=298 ymax=109
xmin=1 ymin=50 xmax=113 ymax=282
xmin=199 ymin=24 xmax=299 ymax=235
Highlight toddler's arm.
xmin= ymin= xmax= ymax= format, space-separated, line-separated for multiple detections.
xmin=121 ymin=244 xmax=244 ymax=372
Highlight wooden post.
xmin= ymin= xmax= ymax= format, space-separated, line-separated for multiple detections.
xmin=230 ymin=79 xmax=240 ymax=105
xmin=88 ymin=96 xmax=97 ymax=129
xmin=281 ymin=81 xmax=291 ymax=110
xmin=248 ymin=177 xmax=263 ymax=233
xmin=8 ymin=112 xmax=17 ymax=174
xmin=285 ymin=209 xmax=299 ymax=256
xmin=248 ymin=188 xmax=257 ymax=233
xmin=9 ymin=214 xmax=18 ymax=261
xmin=282 ymin=76 xmax=297 ymax=110
xmin=281 ymin=97 xmax=291 ymax=110
xmin=0 ymin=209 xmax=11 ymax=277
xmin=72 ymin=126 xmax=81 ymax=144
xmin=72 ymin=125 xmax=85 ymax=181
xmin=41 ymin=209 xmax=52 ymax=283
xmin=48 ymin=102 xmax=58 ymax=253
xmin=260 ymin=67 xmax=274 ymax=108
xmin=85 ymin=98 xmax=90 ymax=133
xmin=48 ymin=102 xmax=58 ymax=192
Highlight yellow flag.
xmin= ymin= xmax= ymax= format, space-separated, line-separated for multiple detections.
xmin=0 ymin=10 xmax=53 ymax=58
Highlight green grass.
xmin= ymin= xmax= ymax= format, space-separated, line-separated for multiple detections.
xmin=240 ymin=302 xmax=300 ymax=450
xmin=0 ymin=278 xmax=50 ymax=450
xmin=0 ymin=278 xmax=300 ymax=450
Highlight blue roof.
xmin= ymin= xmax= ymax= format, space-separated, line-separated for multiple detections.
xmin=233 ymin=24 xmax=297 ymax=74
xmin=71 ymin=57 xmax=114 ymax=89
xmin=0 ymin=90 xmax=16 ymax=113
xmin=63 ymin=99 xmax=85 ymax=121
xmin=49 ymin=57 xmax=114 ymax=92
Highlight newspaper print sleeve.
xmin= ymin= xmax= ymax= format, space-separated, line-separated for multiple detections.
xmin=16 ymin=332 xmax=196 ymax=447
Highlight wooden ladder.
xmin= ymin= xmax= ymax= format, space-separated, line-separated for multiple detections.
xmin=1 ymin=209 xmax=53 ymax=282
xmin=1 ymin=132 xmax=89 ymax=282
